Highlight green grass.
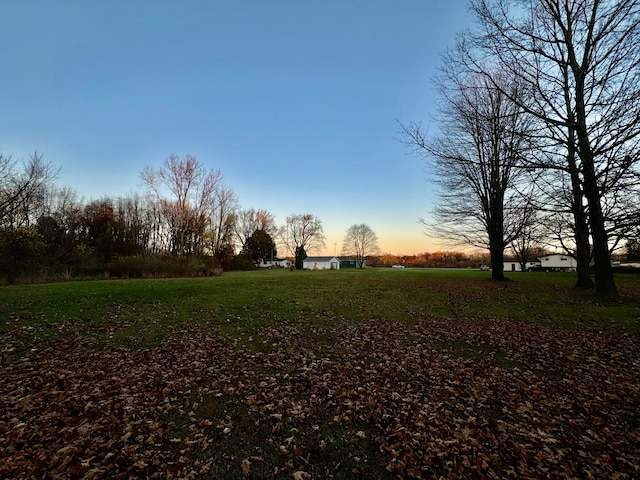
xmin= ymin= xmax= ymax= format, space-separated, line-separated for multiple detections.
xmin=2 ymin=269 xmax=639 ymax=361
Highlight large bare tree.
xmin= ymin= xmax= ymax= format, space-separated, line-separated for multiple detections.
xmin=341 ymin=224 xmax=379 ymax=268
xmin=281 ymin=213 xmax=326 ymax=268
xmin=403 ymin=69 xmax=534 ymax=280
xmin=467 ymin=0 xmax=640 ymax=297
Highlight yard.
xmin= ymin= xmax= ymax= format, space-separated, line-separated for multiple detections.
xmin=1 ymin=269 xmax=639 ymax=478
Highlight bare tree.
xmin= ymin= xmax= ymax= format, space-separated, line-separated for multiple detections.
xmin=0 ymin=152 xmax=58 ymax=228
xmin=467 ymin=0 xmax=640 ymax=297
xmin=141 ymin=154 xmax=222 ymax=255
xmin=627 ymin=225 xmax=640 ymax=260
xmin=281 ymin=213 xmax=326 ymax=268
xmin=403 ymin=69 xmax=534 ymax=280
xmin=205 ymin=184 xmax=238 ymax=259
xmin=508 ymin=185 xmax=547 ymax=272
xmin=341 ymin=224 xmax=379 ymax=268
xmin=115 ymin=193 xmax=152 ymax=255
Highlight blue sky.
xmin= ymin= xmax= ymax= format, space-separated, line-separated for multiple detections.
xmin=1 ymin=1 xmax=474 ymax=255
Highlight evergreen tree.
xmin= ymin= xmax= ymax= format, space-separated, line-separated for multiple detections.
xmin=245 ymin=228 xmax=276 ymax=263
xmin=294 ymin=245 xmax=307 ymax=270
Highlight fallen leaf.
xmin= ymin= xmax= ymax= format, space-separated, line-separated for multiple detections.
xmin=241 ymin=458 xmax=251 ymax=476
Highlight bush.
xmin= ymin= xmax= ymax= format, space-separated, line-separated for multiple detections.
xmin=104 ymin=256 xmax=146 ymax=278
xmin=230 ymin=252 xmax=257 ymax=271
xmin=0 ymin=239 xmax=225 ymax=283
xmin=103 ymin=255 xmax=223 ymax=279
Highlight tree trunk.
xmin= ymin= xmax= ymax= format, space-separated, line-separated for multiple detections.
xmin=572 ymin=207 xmax=593 ymax=289
xmin=566 ymin=133 xmax=594 ymax=290
xmin=574 ymin=84 xmax=618 ymax=298
xmin=294 ymin=246 xmax=306 ymax=270
xmin=488 ymin=209 xmax=506 ymax=280
xmin=488 ymin=163 xmax=506 ymax=280
xmin=581 ymin=160 xmax=618 ymax=298
xmin=490 ymin=240 xmax=505 ymax=280
xmin=565 ymin=35 xmax=619 ymax=299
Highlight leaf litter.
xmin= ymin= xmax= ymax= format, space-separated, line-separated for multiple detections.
xmin=1 ymin=315 xmax=639 ymax=479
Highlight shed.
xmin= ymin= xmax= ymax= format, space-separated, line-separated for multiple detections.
xmin=340 ymin=258 xmax=360 ymax=269
xmin=303 ymin=256 xmax=341 ymax=270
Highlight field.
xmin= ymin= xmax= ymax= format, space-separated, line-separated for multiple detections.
xmin=1 ymin=269 xmax=639 ymax=479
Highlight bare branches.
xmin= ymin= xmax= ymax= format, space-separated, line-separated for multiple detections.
xmin=206 ymin=183 xmax=239 ymax=258
xmin=140 ymin=154 xmax=234 ymax=256
xmin=341 ymin=224 xmax=379 ymax=268
xmin=0 ymin=152 xmax=59 ymax=228
xmin=403 ymin=64 xmax=535 ymax=279
xmin=281 ymin=214 xmax=326 ymax=258
xmin=451 ymin=0 xmax=640 ymax=296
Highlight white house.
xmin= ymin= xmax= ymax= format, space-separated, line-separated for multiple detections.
xmin=503 ymin=258 xmax=541 ymax=272
xmin=538 ymin=254 xmax=577 ymax=271
xmin=259 ymin=258 xmax=291 ymax=268
xmin=303 ymin=256 xmax=341 ymax=270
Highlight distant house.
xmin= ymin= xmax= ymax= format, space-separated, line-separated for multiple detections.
xmin=303 ymin=256 xmax=341 ymax=270
xmin=340 ymin=257 xmax=362 ymax=269
xmin=538 ymin=254 xmax=577 ymax=272
xmin=503 ymin=257 xmax=540 ymax=272
xmin=259 ymin=258 xmax=291 ymax=268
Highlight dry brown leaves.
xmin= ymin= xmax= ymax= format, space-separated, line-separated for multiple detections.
xmin=1 ymin=317 xmax=639 ymax=479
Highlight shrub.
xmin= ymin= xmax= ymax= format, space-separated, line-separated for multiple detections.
xmin=104 ymin=254 xmax=223 ymax=279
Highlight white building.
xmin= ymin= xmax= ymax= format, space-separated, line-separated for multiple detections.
xmin=538 ymin=254 xmax=577 ymax=271
xmin=503 ymin=258 xmax=541 ymax=272
xmin=259 ymin=258 xmax=291 ymax=268
xmin=302 ymin=256 xmax=341 ymax=270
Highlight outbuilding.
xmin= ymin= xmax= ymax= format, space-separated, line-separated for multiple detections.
xmin=302 ymin=256 xmax=341 ymax=270
xmin=340 ymin=258 xmax=361 ymax=269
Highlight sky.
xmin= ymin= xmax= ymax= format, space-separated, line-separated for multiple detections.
xmin=0 ymin=1 xmax=475 ymax=256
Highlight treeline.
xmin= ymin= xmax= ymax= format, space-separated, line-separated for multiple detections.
xmin=372 ymin=252 xmax=489 ymax=269
xmin=1 ymin=152 xmax=349 ymax=283
xmin=0 ymin=190 xmax=232 ymax=283
xmin=0 ymin=154 xmax=275 ymax=283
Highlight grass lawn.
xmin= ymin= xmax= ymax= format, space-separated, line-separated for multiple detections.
xmin=1 ymin=269 xmax=639 ymax=478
